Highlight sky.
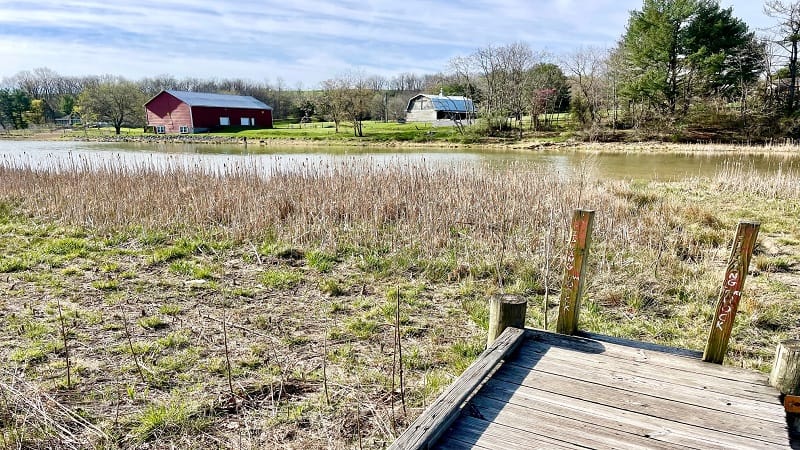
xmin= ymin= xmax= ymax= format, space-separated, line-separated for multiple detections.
xmin=0 ymin=0 xmax=778 ymax=88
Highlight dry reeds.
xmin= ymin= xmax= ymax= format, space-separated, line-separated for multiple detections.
xmin=0 ymin=369 xmax=109 ymax=448
xmin=0 ymin=154 xmax=661 ymax=256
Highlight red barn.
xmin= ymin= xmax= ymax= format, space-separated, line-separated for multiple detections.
xmin=145 ymin=90 xmax=273 ymax=134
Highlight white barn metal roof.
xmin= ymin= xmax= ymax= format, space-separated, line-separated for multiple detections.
xmin=406 ymin=94 xmax=475 ymax=113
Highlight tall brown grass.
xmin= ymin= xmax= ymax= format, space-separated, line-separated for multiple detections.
xmin=0 ymin=156 xmax=649 ymax=252
xmin=2 ymin=154 xmax=795 ymax=284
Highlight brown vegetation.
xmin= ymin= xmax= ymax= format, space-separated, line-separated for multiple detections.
xmin=0 ymin=154 xmax=798 ymax=448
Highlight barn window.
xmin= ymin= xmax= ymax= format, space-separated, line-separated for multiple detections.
xmin=220 ymin=117 xmax=230 ymax=126
xmin=155 ymin=125 xmax=165 ymax=134
xmin=179 ymin=125 xmax=189 ymax=134
xmin=240 ymin=117 xmax=251 ymax=126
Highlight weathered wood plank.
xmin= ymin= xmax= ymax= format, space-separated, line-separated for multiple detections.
xmin=515 ymin=344 xmax=782 ymax=418
xmin=434 ymin=436 xmax=491 ymax=450
xmin=492 ymin=363 xmax=787 ymax=443
xmin=704 ymin=221 xmax=760 ymax=363
xmin=389 ymin=327 xmax=526 ymax=450
xmin=436 ymin=415 xmax=582 ymax=450
xmin=517 ymin=340 xmax=779 ymax=402
xmin=467 ymin=395 xmax=688 ymax=449
xmin=393 ymin=327 xmax=788 ymax=449
xmin=584 ymin=331 xmax=703 ymax=358
xmin=556 ymin=209 xmax=595 ymax=335
xmin=526 ymin=329 xmax=770 ymax=384
xmin=478 ymin=378 xmax=780 ymax=450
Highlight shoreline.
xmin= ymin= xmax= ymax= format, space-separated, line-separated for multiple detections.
xmin=3 ymin=129 xmax=800 ymax=155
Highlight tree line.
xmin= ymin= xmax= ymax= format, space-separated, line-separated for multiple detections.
xmin=3 ymin=0 xmax=800 ymax=140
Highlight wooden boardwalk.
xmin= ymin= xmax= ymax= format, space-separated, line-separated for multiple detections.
xmin=391 ymin=328 xmax=792 ymax=449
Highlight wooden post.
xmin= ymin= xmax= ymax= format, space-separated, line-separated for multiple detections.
xmin=770 ymin=340 xmax=800 ymax=395
xmin=556 ymin=209 xmax=595 ymax=336
xmin=770 ymin=340 xmax=800 ymax=435
xmin=487 ymin=295 xmax=527 ymax=347
xmin=702 ymin=221 xmax=760 ymax=364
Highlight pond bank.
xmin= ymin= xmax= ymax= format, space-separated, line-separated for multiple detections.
xmin=6 ymin=127 xmax=800 ymax=154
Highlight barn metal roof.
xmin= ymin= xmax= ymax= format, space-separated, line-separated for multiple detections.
xmin=407 ymin=94 xmax=475 ymax=113
xmin=161 ymin=90 xmax=273 ymax=110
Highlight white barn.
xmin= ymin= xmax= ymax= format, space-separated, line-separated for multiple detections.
xmin=405 ymin=92 xmax=476 ymax=123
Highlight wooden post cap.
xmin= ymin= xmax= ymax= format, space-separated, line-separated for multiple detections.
xmin=487 ymin=294 xmax=527 ymax=347
xmin=770 ymin=339 xmax=800 ymax=396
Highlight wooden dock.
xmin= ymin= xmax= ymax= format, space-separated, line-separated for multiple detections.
xmin=391 ymin=328 xmax=792 ymax=449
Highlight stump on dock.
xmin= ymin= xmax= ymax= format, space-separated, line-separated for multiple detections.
xmin=770 ymin=340 xmax=800 ymax=436
xmin=770 ymin=340 xmax=800 ymax=396
xmin=487 ymin=294 xmax=526 ymax=347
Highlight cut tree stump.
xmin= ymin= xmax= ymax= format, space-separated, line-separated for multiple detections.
xmin=769 ymin=340 xmax=800 ymax=396
xmin=770 ymin=340 xmax=800 ymax=436
xmin=486 ymin=294 xmax=526 ymax=347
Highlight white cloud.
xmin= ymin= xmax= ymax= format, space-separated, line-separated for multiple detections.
xmin=0 ymin=0 xmax=777 ymax=85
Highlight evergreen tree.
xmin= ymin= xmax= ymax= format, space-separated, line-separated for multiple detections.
xmin=621 ymin=0 xmax=763 ymax=119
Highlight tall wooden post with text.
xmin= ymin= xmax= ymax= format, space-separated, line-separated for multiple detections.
xmin=702 ymin=221 xmax=760 ymax=364
xmin=556 ymin=209 xmax=595 ymax=336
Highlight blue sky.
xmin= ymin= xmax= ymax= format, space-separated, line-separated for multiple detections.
xmin=0 ymin=0 xmax=775 ymax=88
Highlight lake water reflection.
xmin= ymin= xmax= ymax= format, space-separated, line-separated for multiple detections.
xmin=0 ymin=140 xmax=797 ymax=181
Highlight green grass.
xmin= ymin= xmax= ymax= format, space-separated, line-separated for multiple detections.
xmin=131 ymin=399 xmax=207 ymax=443
xmin=260 ymin=268 xmax=303 ymax=289
xmin=10 ymin=344 xmax=47 ymax=364
xmin=159 ymin=303 xmax=182 ymax=316
xmin=0 ymin=257 xmax=30 ymax=273
xmin=169 ymin=260 xmax=214 ymax=279
xmin=56 ymin=115 xmax=576 ymax=145
xmin=91 ymin=279 xmax=120 ymax=291
xmin=214 ymin=120 xmax=466 ymax=143
xmin=306 ymin=249 xmax=337 ymax=272
xmin=139 ymin=315 xmax=168 ymax=330
xmin=319 ymin=278 xmax=346 ymax=296
xmin=157 ymin=331 xmax=191 ymax=349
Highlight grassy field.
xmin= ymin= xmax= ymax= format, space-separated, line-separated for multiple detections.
xmin=30 ymin=121 xmax=466 ymax=143
xmin=19 ymin=117 xmax=573 ymax=145
xmin=0 ymin=153 xmax=798 ymax=448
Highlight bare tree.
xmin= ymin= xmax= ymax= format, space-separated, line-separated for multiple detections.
xmin=319 ymin=72 xmax=372 ymax=136
xmin=320 ymin=78 xmax=348 ymax=133
xmin=562 ymin=46 xmax=607 ymax=127
xmin=764 ymin=0 xmax=800 ymax=113
xmin=344 ymin=72 xmax=373 ymax=137
xmin=460 ymin=42 xmax=538 ymax=132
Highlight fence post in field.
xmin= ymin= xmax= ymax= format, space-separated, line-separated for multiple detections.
xmin=487 ymin=294 xmax=527 ymax=347
xmin=556 ymin=209 xmax=595 ymax=336
xmin=702 ymin=221 xmax=760 ymax=364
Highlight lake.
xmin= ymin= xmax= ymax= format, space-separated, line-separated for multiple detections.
xmin=0 ymin=140 xmax=797 ymax=180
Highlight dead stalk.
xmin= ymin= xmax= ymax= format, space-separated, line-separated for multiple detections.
xmin=222 ymin=311 xmax=234 ymax=397
xmin=322 ymin=313 xmax=330 ymax=406
xmin=121 ymin=310 xmax=146 ymax=384
xmin=543 ymin=206 xmax=554 ymax=330
xmin=56 ymin=299 xmax=71 ymax=389
xmin=396 ymin=285 xmax=406 ymax=417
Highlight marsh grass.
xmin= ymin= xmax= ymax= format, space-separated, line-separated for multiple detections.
xmin=0 ymin=153 xmax=798 ymax=448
